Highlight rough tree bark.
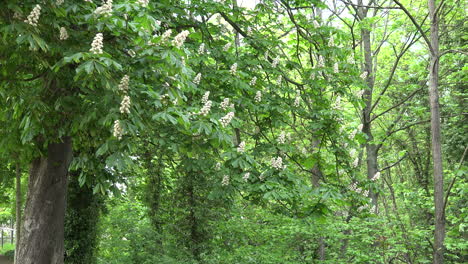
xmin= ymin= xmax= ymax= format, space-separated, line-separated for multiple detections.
xmin=17 ymin=137 xmax=73 ymax=264
xmin=14 ymin=161 xmax=21 ymax=264
xmin=428 ymin=0 xmax=445 ymax=262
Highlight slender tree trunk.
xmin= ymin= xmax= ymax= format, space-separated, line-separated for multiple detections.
xmin=428 ymin=0 xmax=445 ymax=262
xmin=358 ymin=2 xmax=379 ymax=207
xmin=14 ymin=161 xmax=21 ymax=264
xmin=17 ymin=137 xmax=73 ymax=264
xmin=310 ymin=139 xmax=325 ymax=260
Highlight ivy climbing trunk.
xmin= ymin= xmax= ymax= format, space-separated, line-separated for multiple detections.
xmin=17 ymin=137 xmax=73 ymax=264
xmin=64 ymin=170 xmax=102 ymax=264
xmin=428 ymin=0 xmax=445 ymax=262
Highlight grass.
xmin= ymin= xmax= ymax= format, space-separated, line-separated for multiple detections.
xmin=0 ymin=243 xmax=15 ymax=260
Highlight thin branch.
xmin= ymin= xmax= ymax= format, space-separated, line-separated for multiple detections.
xmin=379 ymin=154 xmax=407 ymax=172
xmin=371 ymin=88 xmax=423 ymax=122
xmin=392 ymin=0 xmax=433 ymax=54
xmin=439 ymin=49 xmax=468 ymax=57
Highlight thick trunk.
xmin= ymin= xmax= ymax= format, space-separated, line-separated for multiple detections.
xmin=64 ymin=171 xmax=102 ymax=264
xmin=14 ymin=162 xmax=21 ymax=264
xmin=17 ymin=137 xmax=73 ymax=264
xmin=428 ymin=0 xmax=445 ymax=263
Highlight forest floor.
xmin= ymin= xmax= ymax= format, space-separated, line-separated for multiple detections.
xmin=0 ymin=255 xmax=12 ymax=264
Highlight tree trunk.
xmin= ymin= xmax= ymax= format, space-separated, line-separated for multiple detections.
xmin=428 ymin=0 xmax=445 ymax=263
xmin=17 ymin=137 xmax=73 ymax=264
xmin=14 ymin=161 xmax=21 ymax=264
xmin=358 ymin=1 xmax=379 ymax=207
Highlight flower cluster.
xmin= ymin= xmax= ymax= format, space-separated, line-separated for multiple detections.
xmin=215 ymin=162 xmax=221 ymax=171
xmin=220 ymin=98 xmax=230 ymax=110
xmin=193 ymin=73 xmax=202 ymax=85
xmin=199 ymin=100 xmax=212 ymax=116
xmin=243 ymin=172 xmax=250 ymax=182
xmin=56 ymin=0 xmax=64 ymax=5
xmin=230 ymin=63 xmax=237 ymax=75
xmin=277 ymin=131 xmax=287 ymax=144
xmin=271 ymin=156 xmax=286 ymax=170
xmin=334 ymin=62 xmax=339 ymax=73
xmin=119 ymin=95 xmax=131 ymax=114
xmin=24 ymin=5 xmax=41 ymax=27
xmin=137 ymin=0 xmax=150 ymax=7
xmin=95 ymin=0 xmax=113 ymax=17
xmin=272 ymin=56 xmax=280 ymax=68
xmin=221 ymin=175 xmax=230 ymax=186
xmin=276 ymin=75 xmax=282 ymax=84
xmin=219 ymin=112 xmax=234 ymax=127
xmin=329 ymin=35 xmax=334 ymax=46
xmin=317 ymin=55 xmax=325 ymax=67
xmin=371 ymin=172 xmax=381 ymax=181
xmin=90 ymin=33 xmax=104 ymax=54
xmin=356 ymin=89 xmax=365 ymax=97
xmin=198 ymin=43 xmax=205 ymax=54
xmin=161 ymin=29 xmax=172 ymax=41
xmin=223 ymin=43 xmax=231 ymax=51
xmin=172 ymin=30 xmax=190 ymax=48
xmin=237 ymin=141 xmax=245 ymax=153
xmin=254 ymin=91 xmax=262 ymax=103
xmin=113 ymin=120 xmax=123 ymax=140
xmin=250 ymin=76 xmax=257 ymax=86
xmin=294 ymin=93 xmax=301 ymax=107
xmin=352 ymin=157 xmax=359 ymax=167
xmin=118 ymin=75 xmax=130 ymax=92
xmin=360 ymin=71 xmax=368 ymax=79
xmin=59 ymin=27 xmax=68 ymax=40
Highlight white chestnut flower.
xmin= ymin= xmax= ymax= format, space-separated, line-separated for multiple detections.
xmin=113 ymin=120 xmax=123 ymax=140
xmin=334 ymin=62 xmax=339 ymax=73
xmin=119 ymin=95 xmax=131 ymax=114
xmin=293 ymin=93 xmax=301 ymax=107
xmin=356 ymin=89 xmax=365 ymax=97
xmin=277 ymin=131 xmax=286 ymax=144
xmin=276 ymin=75 xmax=282 ymax=84
xmin=118 ymin=75 xmax=130 ymax=93
xmin=243 ymin=172 xmax=250 ymax=182
xmin=272 ymin=56 xmax=280 ymax=68
xmin=223 ymin=42 xmax=232 ymax=51
xmin=271 ymin=156 xmax=286 ymax=170
xmin=59 ymin=27 xmax=69 ymax=40
xmin=198 ymin=43 xmax=205 ymax=54
xmin=249 ymin=76 xmax=257 ymax=86
xmin=254 ymin=91 xmax=262 ymax=103
xmin=221 ymin=175 xmax=230 ymax=186
xmin=219 ymin=112 xmax=234 ymax=127
xmin=220 ymin=98 xmax=230 ymax=110
xmin=215 ymin=162 xmax=221 ymax=171
xmin=193 ymin=73 xmax=202 ymax=85
xmin=237 ymin=141 xmax=246 ymax=153
xmin=370 ymin=205 xmax=377 ymax=214
xmin=90 ymin=33 xmax=104 ymax=54
xmin=201 ymin=91 xmax=210 ymax=104
xmin=352 ymin=157 xmax=359 ymax=168
xmin=172 ymin=30 xmax=190 ymax=48
xmin=24 ymin=5 xmax=41 ymax=27
xmin=349 ymin=149 xmax=357 ymax=157
xmin=329 ymin=35 xmax=334 ymax=46
xmin=371 ymin=172 xmax=381 ymax=181
xmin=56 ymin=0 xmax=64 ymax=6
xmin=230 ymin=63 xmax=238 ymax=75
xmin=318 ymin=55 xmax=325 ymax=67
xmin=360 ymin=71 xmax=368 ymax=79
xmin=137 ymin=0 xmax=149 ymax=7
xmin=199 ymin=100 xmax=212 ymax=116
xmin=161 ymin=29 xmax=172 ymax=41
xmin=363 ymin=190 xmax=369 ymax=197
xmin=95 ymin=0 xmax=113 ymax=17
